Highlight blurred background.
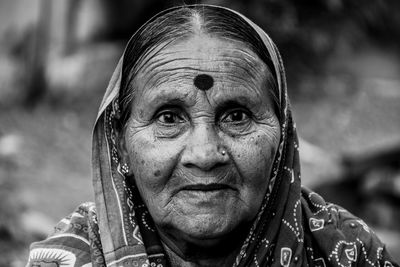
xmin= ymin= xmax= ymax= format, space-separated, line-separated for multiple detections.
xmin=0 ymin=0 xmax=400 ymax=265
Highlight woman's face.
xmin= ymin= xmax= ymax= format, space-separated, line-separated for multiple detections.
xmin=121 ymin=35 xmax=280 ymax=244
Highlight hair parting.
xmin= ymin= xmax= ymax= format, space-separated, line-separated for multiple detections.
xmin=118 ymin=5 xmax=279 ymax=129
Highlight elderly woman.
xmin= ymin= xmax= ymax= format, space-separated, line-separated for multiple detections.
xmin=27 ymin=5 xmax=398 ymax=267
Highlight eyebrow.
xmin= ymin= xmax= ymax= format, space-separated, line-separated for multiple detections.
xmin=217 ymin=94 xmax=262 ymax=110
xmin=143 ymin=88 xmax=195 ymax=109
xmin=214 ymin=99 xmax=249 ymax=115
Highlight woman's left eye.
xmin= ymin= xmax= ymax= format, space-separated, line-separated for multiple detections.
xmin=222 ymin=109 xmax=250 ymax=123
xmin=219 ymin=108 xmax=253 ymax=135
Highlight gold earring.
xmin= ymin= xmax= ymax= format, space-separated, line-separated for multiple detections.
xmin=121 ymin=163 xmax=130 ymax=175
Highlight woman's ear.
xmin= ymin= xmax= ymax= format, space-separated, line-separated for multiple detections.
xmin=118 ymin=132 xmax=129 ymax=163
xmin=115 ymin=121 xmax=131 ymax=173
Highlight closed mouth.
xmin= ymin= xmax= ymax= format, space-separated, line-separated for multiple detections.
xmin=181 ymin=183 xmax=234 ymax=191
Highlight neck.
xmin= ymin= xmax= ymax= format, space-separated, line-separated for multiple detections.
xmin=158 ymin=224 xmax=250 ymax=267
xmin=163 ymin=241 xmax=239 ymax=267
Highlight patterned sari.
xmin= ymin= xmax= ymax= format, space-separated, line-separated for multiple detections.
xmin=27 ymin=5 xmax=398 ymax=267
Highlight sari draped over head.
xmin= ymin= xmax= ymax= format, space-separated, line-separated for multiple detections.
xmin=27 ymin=5 xmax=398 ymax=267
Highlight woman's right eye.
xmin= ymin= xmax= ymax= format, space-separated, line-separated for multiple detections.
xmin=154 ymin=109 xmax=187 ymax=138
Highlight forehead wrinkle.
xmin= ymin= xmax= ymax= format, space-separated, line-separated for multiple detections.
xmin=144 ymin=67 xmax=263 ymax=97
xmin=131 ymin=37 xmax=271 ymax=111
xmin=144 ymin=38 xmax=259 ymax=63
xmin=134 ymin=52 xmax=195 ymax=97
xmin=211 ymin=58 xmax=266 ymax=88
xmin=151 ymin=72 xmax=194 ymax=89
xmin=138 ymin=67 xmax=195 ymax=94
xmin=141 ymin=56 xmax=194 ymax=75
xmin=129 ymin=39 xmax=178 ymax=80
xmin=139 ymin=40 xmax=264 ymax=73
xmin=141 ymin=55 xmax=265 ymax=87
xmin=137 ymin=65 xmax=267 ymax=107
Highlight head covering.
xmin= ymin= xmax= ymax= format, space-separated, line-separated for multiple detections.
xmin=27 ymin=4 xmax=398 ymax=267
xmin=91 ymin=5 xmax=290 ymax=265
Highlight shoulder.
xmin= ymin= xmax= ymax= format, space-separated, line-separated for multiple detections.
xmin=26 ymin=202 xmax=100 ymax=267
xmin=332 ymin=205 xmax=397 ymax=266
xmin=301 ymin=188 xmax=399 ymax=266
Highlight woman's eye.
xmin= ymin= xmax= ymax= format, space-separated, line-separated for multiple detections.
xmin=157 ymin=111 xmax=185 ymax=124
xmin=154 ymin=109 xmax=187 ymax=138
xmin=220 ymin=109 xmax=253 ymax=135
xmin=223 ymin=110 xmax=250 ymax=123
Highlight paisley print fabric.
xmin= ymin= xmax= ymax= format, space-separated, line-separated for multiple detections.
xmin=27 ymin=5 xmax=398 ymax=267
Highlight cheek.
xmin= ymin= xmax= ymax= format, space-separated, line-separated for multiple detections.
xmin=125 ymin=131 xmax=181 ymax=198
xmin=230 ymin=129 xmax=280 ymax=193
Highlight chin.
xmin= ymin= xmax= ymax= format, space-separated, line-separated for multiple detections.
xmin=173 ymin=213 xmax=241 ymax=242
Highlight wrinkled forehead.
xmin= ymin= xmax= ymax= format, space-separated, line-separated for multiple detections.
xmin=131 ymin=35 xmax=271 ymax=96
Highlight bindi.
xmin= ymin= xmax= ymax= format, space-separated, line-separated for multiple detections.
xmin=193 ymin=74 xmax=214 ymax=91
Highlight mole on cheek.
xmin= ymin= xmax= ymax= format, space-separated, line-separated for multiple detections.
xmin=194 ymin=74 xmax=214 ymax=91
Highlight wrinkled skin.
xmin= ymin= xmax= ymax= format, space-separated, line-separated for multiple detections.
xmin=120 ymin=35 xmax=280 ymax=265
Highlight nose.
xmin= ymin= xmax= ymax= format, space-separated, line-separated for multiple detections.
xmin=181 ymin=124 xmax=229 ymax=171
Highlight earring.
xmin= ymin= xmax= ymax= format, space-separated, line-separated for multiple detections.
xmin=121 ymin=163 xmax=130 ymax=175
xmin=220 ymin=149 xmax=227 ymax=156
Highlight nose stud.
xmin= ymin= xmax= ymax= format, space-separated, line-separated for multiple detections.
xmin=220 ymin=149 xmax=227 ymax=156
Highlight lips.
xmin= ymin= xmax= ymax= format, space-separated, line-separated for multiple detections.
xmin=170 ymin=168 xmax=239 ymax=197
xmin=181 ymin=183 xmax=234 ymax=191
xmin=176 ymin=183 xmax=237 ymax=205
